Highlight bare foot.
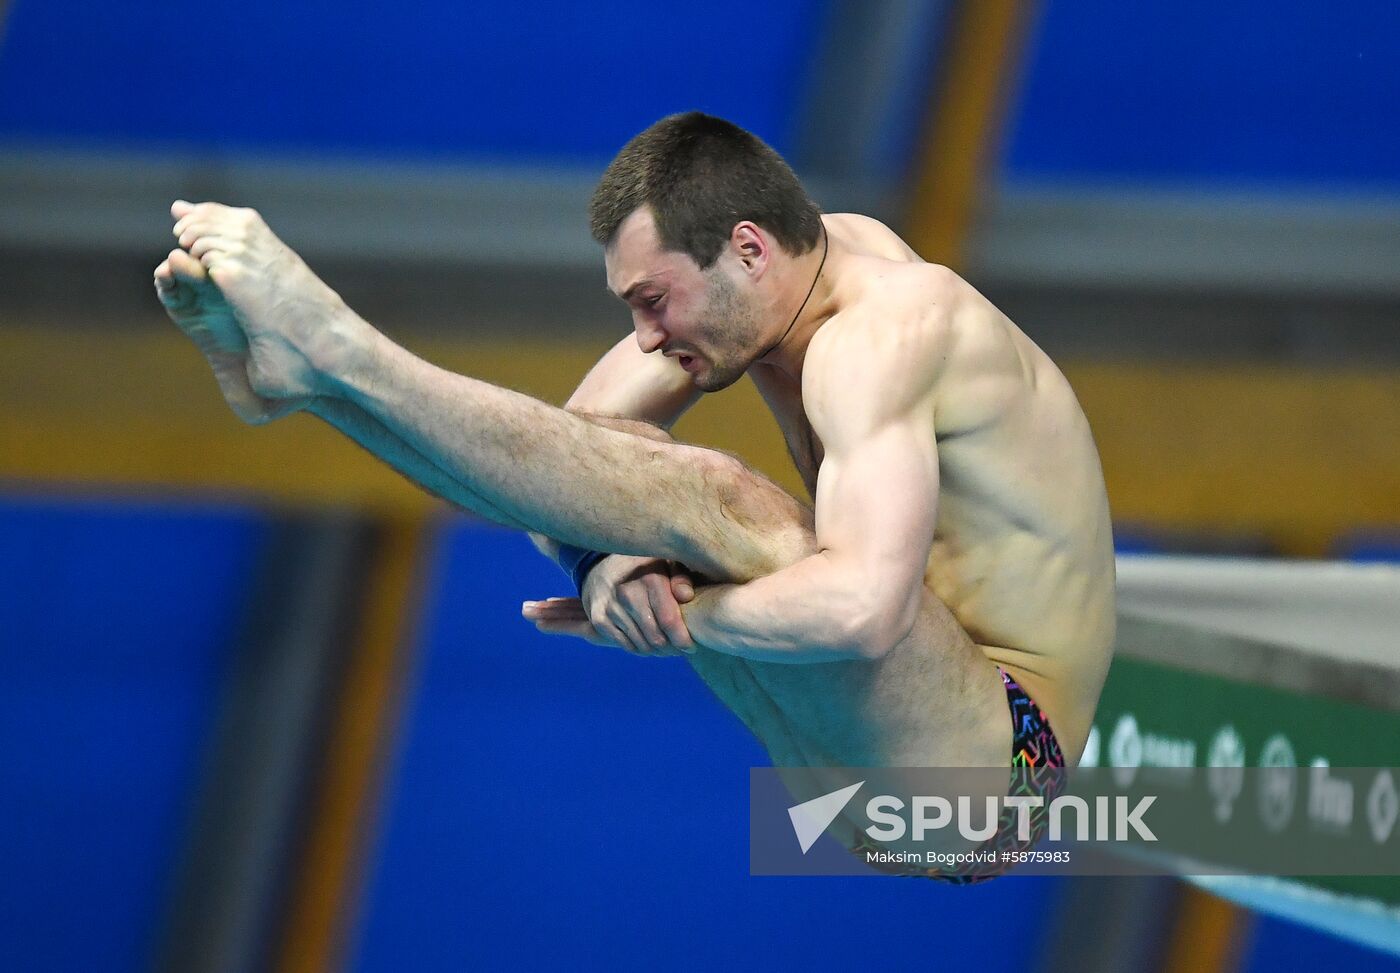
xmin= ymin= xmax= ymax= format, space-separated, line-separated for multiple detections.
xmin=168 ymin=200 xmax=366 ymax=402
xmin=154 ymin=245 xmax=310 ymax=424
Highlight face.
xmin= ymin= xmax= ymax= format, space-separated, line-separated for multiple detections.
xmin=605 ymin=208 xmax=765 ymax=392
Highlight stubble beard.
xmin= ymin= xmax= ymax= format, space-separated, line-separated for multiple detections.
xmin=692 ymin=269 xmax=764 ymax=393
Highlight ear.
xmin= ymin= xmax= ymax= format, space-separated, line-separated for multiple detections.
xmin=729 ymin=221 xmax=770 ymax=279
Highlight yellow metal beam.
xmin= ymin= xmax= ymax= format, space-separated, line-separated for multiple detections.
xmin=1066 ymin=362 xmax=1400 ymax=556
xmin=0 ymin=324 xmax=803 ymax=509
xmin=905 ymin=0 xmax=1037 ymax=268
xmin=3 ymin=327 xmax=1399 ymax=556
xmin=273 ymin=514 xmax=431 ymax=973
xmin=1160 ymin=884 xmax=1252 ymax=973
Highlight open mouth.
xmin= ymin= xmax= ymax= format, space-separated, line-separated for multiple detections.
xmin=678 ymin=354 xmax=695 ymax=371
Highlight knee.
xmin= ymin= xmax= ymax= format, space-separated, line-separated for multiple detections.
xmin=690 ymin=451 xmax=818 ymax=576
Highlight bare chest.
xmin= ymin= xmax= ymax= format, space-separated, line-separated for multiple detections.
xmin=750 ymin=367 xmax=824 ymax=498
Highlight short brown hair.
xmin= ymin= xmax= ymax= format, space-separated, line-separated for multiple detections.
xmin=588 ymin=112 xmax=823 ymax=269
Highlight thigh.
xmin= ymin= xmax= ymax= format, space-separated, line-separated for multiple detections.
xmin=742 ymin=584 xmax=1014 ymax=770
xmin=879 ymin=586 xmax=1015 ymax=766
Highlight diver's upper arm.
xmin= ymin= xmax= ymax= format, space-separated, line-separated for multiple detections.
xmin=564 ymin=335 xmax=701 ymax=428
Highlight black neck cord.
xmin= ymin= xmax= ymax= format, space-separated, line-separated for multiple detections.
xmin=761 ymin=224 xmax=828 ymax=361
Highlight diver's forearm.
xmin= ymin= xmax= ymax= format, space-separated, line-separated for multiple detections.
xmin=680 ymin=554 xmax=874 ymax=663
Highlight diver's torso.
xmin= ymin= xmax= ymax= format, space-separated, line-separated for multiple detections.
xmin=690 ymin=214 xmax=1116 ymax=768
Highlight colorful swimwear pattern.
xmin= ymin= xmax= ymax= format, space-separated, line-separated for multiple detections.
xmin=850 ymin=666 xmax=1066 ymax=884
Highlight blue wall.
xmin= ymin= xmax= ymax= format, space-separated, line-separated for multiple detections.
xmin=3 ymin=0 xmax=1397 ymax=189
xmin=0 ymin=0 xmax=828 ymax=162
xmin=0 ymin=494 xmax=267 ymax=973
xmin=3 ymin=496 xmax=1397 ymax=970
xmin=1006 ymin=0 xmax=1400 ymax=189
xmin=1244 ymin=914 xmax=1400 ymax=972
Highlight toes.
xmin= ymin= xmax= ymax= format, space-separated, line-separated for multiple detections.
xmin=180 ymin=225 xmax=241 ymax=254
xmin=189 ymin=235 xmax=235 ymax=260
xmin=172 ymin=201 xmax=231 ymax=236
xmin=173 ymin=213 xmax=208 ymax=241
xmin=173 ymin=202 xmax=261 ymax=252
xmin=206 ymin=256 xmax=242 ymax=283
xmin=167 ymin=247 xmax=206 ymax=280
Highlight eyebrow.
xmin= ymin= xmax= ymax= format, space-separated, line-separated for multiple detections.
xmin=613 ymin=278 xmax=658 ymax=303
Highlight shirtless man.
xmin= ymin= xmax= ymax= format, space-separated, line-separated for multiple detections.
xmin=154 ymin=112 xmax=1116 ymax=875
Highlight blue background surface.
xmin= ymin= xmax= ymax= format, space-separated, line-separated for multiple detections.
xmin=0 ymin=0 xmax=828 ymax=161
xmin=3 ymin=0 xmax=1397 ymax=186
xmin=0 ymin=494 xmax=266 ymax=973
xmin=1005 ymin=0 xmax=1400 ymax=188
xmin=0 ymin=500 xmax=1396 ymax=970
xmin=1 ymin=0 xmax=1398 ymax=961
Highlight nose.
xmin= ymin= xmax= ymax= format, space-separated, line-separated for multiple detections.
xmin=634 ymin=315 xmax=666 ymax=355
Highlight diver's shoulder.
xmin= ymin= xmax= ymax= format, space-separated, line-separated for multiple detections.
xmin=822 ymin=212 xmax=924 ymax=263
xmin=814 ymin=284 xmax=955 ymax=377
xmin=841 ymin=259 xmax=965 ymax=326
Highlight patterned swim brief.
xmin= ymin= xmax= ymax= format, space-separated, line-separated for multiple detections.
xmin=850 ymin=666 xmax=1066 ymax=884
